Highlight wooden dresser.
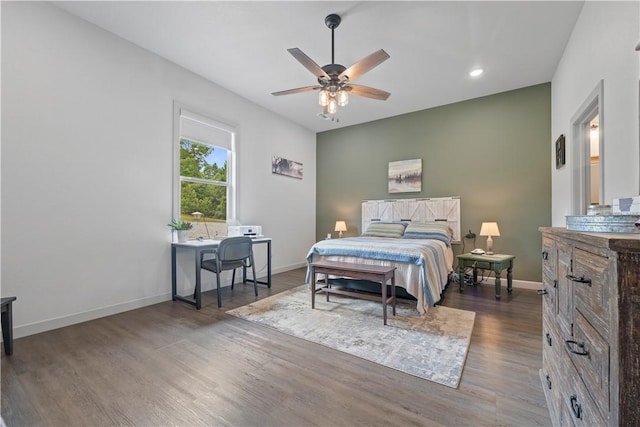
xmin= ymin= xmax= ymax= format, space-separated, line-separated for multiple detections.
xmin=538 ymin=227 xmax=640 ymax=426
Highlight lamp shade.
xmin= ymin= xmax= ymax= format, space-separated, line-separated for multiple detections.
xmin=480 ymin=222 xmax=500 ymax=237
xmin=335 ymin=221 xmax=347 ymax=232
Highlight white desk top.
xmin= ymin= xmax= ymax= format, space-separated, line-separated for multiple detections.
xmin=172 ymin=237 xmax=271 ymax=248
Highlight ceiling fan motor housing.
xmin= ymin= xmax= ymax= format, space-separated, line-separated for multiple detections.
xmin=325 ymin=14 xmax=341 ymax=29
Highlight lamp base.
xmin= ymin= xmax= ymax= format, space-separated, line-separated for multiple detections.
xmin=486 ymin=236 xmax=494 ymax=255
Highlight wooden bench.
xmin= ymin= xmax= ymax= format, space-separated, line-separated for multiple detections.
xmin=310 ymin=261 xmax=396 ymax=325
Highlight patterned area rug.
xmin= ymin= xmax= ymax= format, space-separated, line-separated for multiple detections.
xmin=226 ymin=285 xmax=475 ymax=388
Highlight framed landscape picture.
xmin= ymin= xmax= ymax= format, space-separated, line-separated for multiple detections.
xmin=272 ymin=156 xmax=303 ymax=179
xmin=388 ymin=159 xmax=422 ymax=193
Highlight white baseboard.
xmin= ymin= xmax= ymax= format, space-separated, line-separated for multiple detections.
xmin=451 ymin=271 xmax=542 ymax=291
xmin=14 ymin=293 xmax=172 ymax=339
xmin=511 ymin=279 xmax=543 ymax=290
xmin=13 ymin=263 xmax=310 ymax=339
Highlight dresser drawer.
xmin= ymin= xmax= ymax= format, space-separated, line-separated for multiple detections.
xmin=543 ymin=315 xmax=563 ymax=365
xmin=541 ymin=353 xmax=562 ymax=425
xmin=571 ymin=247 xmax=611 ymax=337
xmin=541 ymin=278 xmax=557 ymax=319
xmin=558 ymin=358 xmax=607 ymax=427
xmin=542 ymin=235 xmax=556 ymax=280
xmin=567 ymin=310 xmax=610 ymax=414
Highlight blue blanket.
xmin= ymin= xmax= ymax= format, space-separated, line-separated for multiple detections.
xmin=306 ymin=237 xmax=450 ymax=307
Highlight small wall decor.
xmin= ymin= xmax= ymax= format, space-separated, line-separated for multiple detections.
xmin=272 ymin=156 xmax=303 ymax=179
xmin=388 ymin=158 xmax=422 ymax=193
xmin=555 ymin=134 xmax=565 ymax=169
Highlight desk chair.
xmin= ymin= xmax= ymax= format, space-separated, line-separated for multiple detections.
xmin=200 ymin=236 xmax=257 ymax=308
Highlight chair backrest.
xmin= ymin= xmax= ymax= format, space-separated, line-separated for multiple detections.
xmin=217 ymin=236 xmax=253 ymax=262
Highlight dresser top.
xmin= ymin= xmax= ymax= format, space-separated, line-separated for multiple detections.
xmin=539 ymin=226 xmax=640 ymax=252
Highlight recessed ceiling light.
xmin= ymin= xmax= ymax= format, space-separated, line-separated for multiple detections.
xmin=469 ymin=68 xmax=484 ymax=77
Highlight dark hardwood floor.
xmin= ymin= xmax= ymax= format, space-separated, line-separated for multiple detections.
xmin=1 ymin=268 xmax=551 ymax=426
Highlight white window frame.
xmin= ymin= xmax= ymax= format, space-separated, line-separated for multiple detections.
xmin=172 ymin=102 xmax=237 ymax=225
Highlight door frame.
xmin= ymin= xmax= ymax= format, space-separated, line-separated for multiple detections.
xmin=570 ymin=80 xmax=604 ymax=214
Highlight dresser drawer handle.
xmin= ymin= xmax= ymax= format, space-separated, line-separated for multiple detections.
xmin=570 ymin=394 xmax=582 ymax=419
xmin=542 ymin=251 xmax=548 ymax=260
xmin=566 ymin=340 xmax=589 ymax=356
xmin=546 ymin=374 xmax=552 ymax=390
xmin=537 ymin=289 xmax=548 ymax=296
xmin=546 ymin=333 xmax=552 ymax=346
xmin=566 ymin=274 xmax=592 ymax=286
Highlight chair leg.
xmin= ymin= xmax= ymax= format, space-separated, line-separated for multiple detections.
xmin=215 ymin=270 xmax=222 ymax=308
xmin=231 ymin=269 xmax=236 ymax=290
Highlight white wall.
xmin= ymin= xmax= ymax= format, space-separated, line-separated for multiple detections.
xmin=551 ymin=1 xmax=640 ymax=225
xmin=1 ymin=2 xmax=316 ymax=337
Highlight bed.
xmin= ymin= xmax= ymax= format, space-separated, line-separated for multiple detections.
xmin=306 ymin=197 xmax=460 ymax=314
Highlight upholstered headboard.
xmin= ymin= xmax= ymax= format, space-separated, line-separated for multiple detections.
xmin=361 ymin=197 xmax=461 ymax=243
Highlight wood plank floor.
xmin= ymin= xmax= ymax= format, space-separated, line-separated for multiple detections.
xmin=1 ymin=268 xmax=551 ymax=426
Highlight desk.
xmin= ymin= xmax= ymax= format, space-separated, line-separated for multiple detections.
xmin=171 ymin=237 xmax=272 ymax=309
xmin=457 ymin=253 xmax=515 ymax=299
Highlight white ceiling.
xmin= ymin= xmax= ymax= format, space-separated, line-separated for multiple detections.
xmin=54 ymin=1 xmax=584 ymax=133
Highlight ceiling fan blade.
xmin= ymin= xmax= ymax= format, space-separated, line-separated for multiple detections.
xmin=287 ymin=48 xmax=330 ymax=79
xmin=271 ymin=85 xmax=321 ymax=96
xmin=339 ymin=49 xmax=390 ymax=82
xmin=348 ymin=84 xmax=391 ymax=101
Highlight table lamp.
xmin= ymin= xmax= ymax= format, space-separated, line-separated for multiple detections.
xmin=335 ymin=221 xmax=347 ymax=238
xmin=480 ymin=222 xmax=500 ymax=255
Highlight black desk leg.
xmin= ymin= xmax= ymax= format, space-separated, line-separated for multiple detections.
xmin=1 ymin=303 xmax=14 ymax=356
xmin=267 ymin=240 xmax=272 ymax=288
xmin=195 ymin=249 xmax=202 ymax=309
xmin=171 ymin=246 xmax=177 ymax=301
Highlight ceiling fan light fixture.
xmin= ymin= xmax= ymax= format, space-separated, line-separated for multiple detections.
xmin=272 ymin=13 xmax=390 ymax=120
xmin=327 ymin=98 xmax=338 ymax=114
xmin=318 ymin=89 xmax=329 ymax=106
xmin=337 ymin=89 xmax=349 ymax=107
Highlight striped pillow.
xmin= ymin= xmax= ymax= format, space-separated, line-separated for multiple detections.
xmin=402 ymin=222 xmax=453 ymax=245
xmin=362 ymin=222 xmax=407 ymax=238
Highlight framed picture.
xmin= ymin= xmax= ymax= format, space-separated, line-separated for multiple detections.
xmin=555 ymin=134 xmax=565 ymax=169
xmin=272 ymin=156 xmax=303 ymax=179
xmin=388 ymin=159 xmax=422 ymax=193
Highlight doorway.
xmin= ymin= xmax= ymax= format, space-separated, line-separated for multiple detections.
xmin=571 ymin=81 xmax=604 ymax=214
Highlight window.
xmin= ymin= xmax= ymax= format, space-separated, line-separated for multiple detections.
xmin=174 ymin=105 xmax=236 ymax=239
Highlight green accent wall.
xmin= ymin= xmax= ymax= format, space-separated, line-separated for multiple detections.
xmin=316 ymin=83 xmax=551 ymax=282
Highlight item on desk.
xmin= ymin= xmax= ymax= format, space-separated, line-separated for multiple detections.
xmin=228 ymin=225 xmax=263 ymax=238
xmin=471 ymin=248 xmax=485 ymax=255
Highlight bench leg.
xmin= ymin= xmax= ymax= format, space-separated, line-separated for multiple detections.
xmin=382 ymin=277 xmax=387 ymax=325
xmin=1 ymin=303 xmax=14 ymax=356
xmin=311 ymin=268 xmax=316 ymax=309
xmin=392 ymin=275 xmax=396 ymax=316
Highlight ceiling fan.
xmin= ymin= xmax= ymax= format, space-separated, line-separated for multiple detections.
xmin=272 ymin=13 xmax=390 ymax=116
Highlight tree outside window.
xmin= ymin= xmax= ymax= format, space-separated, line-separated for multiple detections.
xmin=179 ymin=138 xmax=228 ymax=238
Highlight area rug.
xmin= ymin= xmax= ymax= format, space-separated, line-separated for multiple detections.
xmin=226 ymin=285 xmax=475 ymax=388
